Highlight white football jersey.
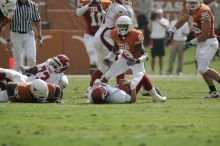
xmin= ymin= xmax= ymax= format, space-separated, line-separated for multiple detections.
xmin=0 ymin=68 xmax=27 ymax=83
xmin=87 ymin=85 xmax=131 ymax=104
xmin=26 ymin=61 xmax=64 ymax=86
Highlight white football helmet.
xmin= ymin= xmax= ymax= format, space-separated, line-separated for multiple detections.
xmin=115 ymin=15 xmax=133 ymax=38
xmin=30 ymin=79 xmax=49 ymax=102
xmin=186 ymin=0 xmax=203 ymax=12
xmin=0 ymin=0 xmax=16 ymax=16
xmin=59 ymin=74 xmax=68 ymax=90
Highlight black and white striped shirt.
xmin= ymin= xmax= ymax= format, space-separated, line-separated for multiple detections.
xmin=10 ymin=0 xmax=41 ymax=33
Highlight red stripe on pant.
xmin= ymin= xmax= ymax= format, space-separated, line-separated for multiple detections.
xmin=136 ymin=74 xmax=153 ymax=93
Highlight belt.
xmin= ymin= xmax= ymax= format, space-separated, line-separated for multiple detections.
xmin=12 ymin=30 xmax=28 ymax=34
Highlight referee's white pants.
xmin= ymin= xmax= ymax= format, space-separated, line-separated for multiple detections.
xmin=10 ymin=31 xmax=36 ymax=72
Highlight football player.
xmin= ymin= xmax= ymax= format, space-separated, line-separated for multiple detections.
xmin=86 ymin=79 xmax=136 ymax=104
xmin=101 ymin=15 xmax=166 ymax=102
xmin=0 ymin=68 xmax=28 ymax=90
xmin=20 ymin=54 xmax=70 ymax=90
xmin=0 ymin=79 xmax=62 ymax=103
xmin=89 ymin=0 xmax=129 ymax=88
xmin=166 ymin=0 xmax=220 ymax=98
xmin=0 ymin=0 xmax=16 ymax=32
xmin=76 ymin=0 xmax=111 ymax=77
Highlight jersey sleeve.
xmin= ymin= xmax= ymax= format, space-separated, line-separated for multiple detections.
xmin=134 ymin=31 xmax=144 ymax=45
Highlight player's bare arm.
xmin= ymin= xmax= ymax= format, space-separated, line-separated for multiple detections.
xmin=127 ymin=43 xmax=148 ymax=66
xmin=166 ymin=14 xmax=189 ymax=43
xmin=197 ymin=18 xmax=211 ymax=42
xmin=174 ymin=14 xmax=189 ymax=30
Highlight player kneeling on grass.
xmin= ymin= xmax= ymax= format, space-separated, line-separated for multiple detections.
xmin=0 ymin=79 xmax=62 ymax=103
xmin=86 ymin=79 xmax=136 ymax=104
xmin=101 ymin=15 xmax=166 ymax=102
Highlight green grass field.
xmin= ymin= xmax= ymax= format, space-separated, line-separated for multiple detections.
xmin=0 ymin=47 xmax=220 ymax=146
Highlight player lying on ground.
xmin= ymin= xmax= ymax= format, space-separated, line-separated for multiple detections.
xmin=0 ymin=0 xmax=16 ymax=32
xmin=101 ymin=15 xmax=166 ymax=102
xmin=87 ymin=76 xmax=166 ymax=104
xmin=19 ymin=54 xmax=70 ymax=90
xmin=0 ymin=79 xmax=62 ymax=103
xmin=166 ymin=0 xmax=220 ymax=98
xmin=86 ymin=79 xmax=136 ymax=104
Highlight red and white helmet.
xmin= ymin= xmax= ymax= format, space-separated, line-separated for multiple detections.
xmin=91 ymin=87 xmax=109 ymax=104
xmin=48 ymin=54 xmax=70 ymax=73
xmin=186 ymin=0 xmax=203 ymax=12
xmin=0 ymin=0 xmax=16 ymax=16
xmin=114 ymin=0 xmax=132 ymax=6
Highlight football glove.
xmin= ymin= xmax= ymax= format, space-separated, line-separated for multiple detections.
xmin=127 ymin=58 xmax=140 ymax=66
xmin=19 ymin=65 xmax=29 ymax=74
xmin=183 ymin=41 xmax=193 ymax=51
xmin=103 ymin=58 xmax=111 ymax=67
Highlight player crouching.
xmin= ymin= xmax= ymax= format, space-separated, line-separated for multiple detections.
xmin=0 ymin=79 xmax=62 ymax=103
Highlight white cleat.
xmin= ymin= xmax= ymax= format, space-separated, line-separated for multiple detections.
xmin=152 ymin=96 xmax=166 ymax=103
xmin=204 ymin=91 xmax=220 ymax=98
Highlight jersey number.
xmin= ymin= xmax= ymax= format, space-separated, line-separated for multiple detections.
xmin=90 ymin=12 xmax=102 ymax=26
xmin=37 ymin=65 xmax=50 ymax=80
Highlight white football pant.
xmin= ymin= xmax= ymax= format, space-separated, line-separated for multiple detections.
xmin=103 ymin=56 xmax=146 ymax=87
xmin=93 ymin=27 xmax=114 ymax=73
xmin=196 ymin=38 xmax=219 ymax=74
xmin=83 ymin=34 xmax=98 ymax=66
xmin=0 ymin=90 xmax=9 ymax=102
xmin=10 ymin=31 xmax=36 ymax=72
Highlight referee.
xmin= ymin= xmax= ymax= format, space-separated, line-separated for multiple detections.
xmin=7 ymin=0 xmax=42 ymax=72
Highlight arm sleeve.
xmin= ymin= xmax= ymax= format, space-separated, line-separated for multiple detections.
xmin=32 ymin=4 xmax=41 ymax=22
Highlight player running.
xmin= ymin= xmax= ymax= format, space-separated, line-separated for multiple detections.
xmin=166 ymin=0 xmax=220 ymax=98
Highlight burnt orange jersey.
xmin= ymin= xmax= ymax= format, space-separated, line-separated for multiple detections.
xmin=11 ymin=83 xmax=34 ymax=103
xmin=188 ymin=4 xmax=216 ymax=38
xmin=78 ymin=0 xmax=111 ymax=35
xmin=10 ymin=83 xmax=58 ymax=103
xmin=111 ymin=28 xmax=144 ymax=59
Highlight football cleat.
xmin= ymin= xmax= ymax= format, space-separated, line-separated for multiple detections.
xmin=142 ymin=88 xmax=162 ymax=96
xmin=152 ymin=96 xmax=166 ymax=103
xmin=204 ymin=91 xmax=220 ymax=98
